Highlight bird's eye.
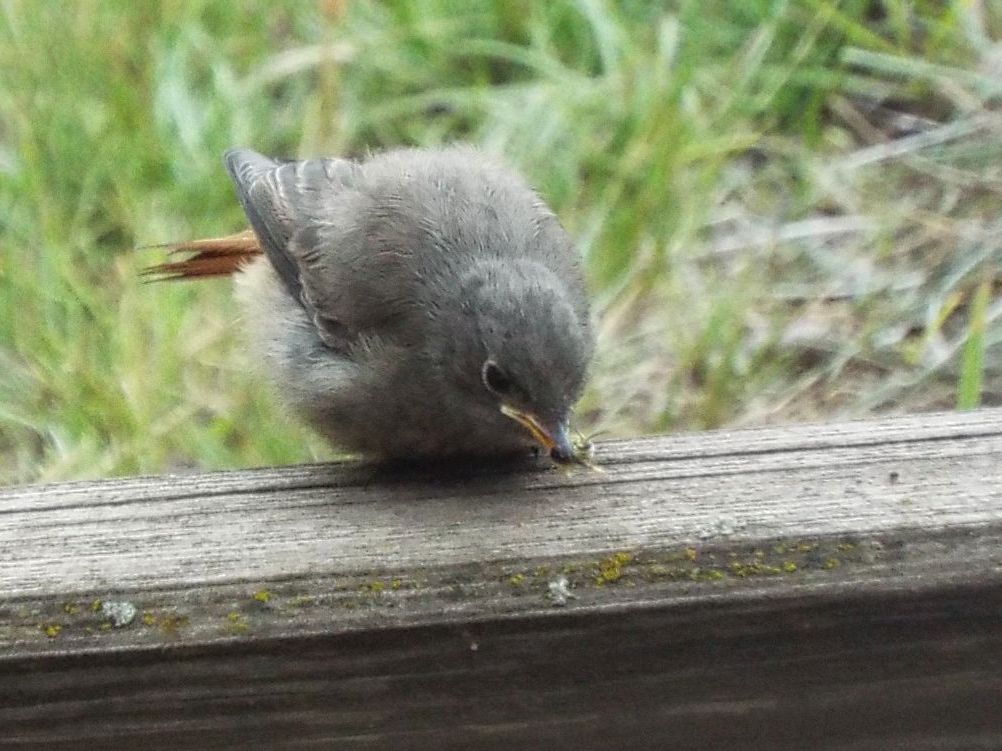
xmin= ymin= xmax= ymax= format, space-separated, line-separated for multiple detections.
xmin=482 ymin=360 xmax=515 ymax=396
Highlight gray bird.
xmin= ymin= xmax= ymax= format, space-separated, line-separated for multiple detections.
xmin=148 ymin=146 xmax=594 ymax=463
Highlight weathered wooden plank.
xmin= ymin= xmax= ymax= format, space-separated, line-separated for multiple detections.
xmin=2 ymin=409 xmax=1002 ymax=749
xmin=3 ymin=409 xmax=1001 ymax=599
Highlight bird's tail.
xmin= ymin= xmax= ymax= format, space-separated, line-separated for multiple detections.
xmin=141 ymin=230 xmax=262 ymax=281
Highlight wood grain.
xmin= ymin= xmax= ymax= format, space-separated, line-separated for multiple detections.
xmin=2 ymin=409 xmax=1002 ymax=749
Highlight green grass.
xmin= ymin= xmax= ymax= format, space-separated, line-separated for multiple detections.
xmin=1 ymin=0 xmax=1000 ymax=484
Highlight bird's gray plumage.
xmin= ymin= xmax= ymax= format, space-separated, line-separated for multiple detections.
xmin=228 ymin=145 xmax=594 ymax=460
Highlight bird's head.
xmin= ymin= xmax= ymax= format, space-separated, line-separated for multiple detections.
xmin=437 ymin=258 xmax=593 ymax=462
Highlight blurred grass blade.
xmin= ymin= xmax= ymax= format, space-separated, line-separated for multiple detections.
xmin=956 ymin=273 xmax=992 ymax=411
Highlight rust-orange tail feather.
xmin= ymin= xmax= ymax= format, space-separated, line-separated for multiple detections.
xmin=141 ymin=230 xmax=262 ymax=281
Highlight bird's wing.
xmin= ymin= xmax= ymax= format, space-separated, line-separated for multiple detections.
xmin=224 ymin=148 xmax=357 ymax=301
xmin=226 ymin=148 xmax=428 ymax=352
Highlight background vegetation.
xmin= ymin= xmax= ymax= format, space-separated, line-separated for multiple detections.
xmin=1 ymin=0 xmax=1000 ymax=484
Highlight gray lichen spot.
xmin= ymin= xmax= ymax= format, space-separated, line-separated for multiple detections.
xmin=547 ymin=576 xmax=576 ymax=607
xmin=100 ymin=600 xmax=137 ymax=628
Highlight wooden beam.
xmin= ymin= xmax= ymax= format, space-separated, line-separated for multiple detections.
xmin=2 ymin=409 xmax=1002 ymax=749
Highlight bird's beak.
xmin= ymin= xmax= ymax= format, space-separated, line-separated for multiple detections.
xmin=500 ymin=405 xmax=576 ymax=463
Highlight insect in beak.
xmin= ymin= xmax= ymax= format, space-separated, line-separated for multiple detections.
xmin=499 ymin=405 xmax=576 ymax=463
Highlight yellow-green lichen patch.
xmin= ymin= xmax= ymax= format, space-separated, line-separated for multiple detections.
xmin=570 ymin=538 xmax=875 ymax=591
xmin=160 ymin=614 xmax=189 ymax=634
xmin=595 ymin=552 xmax=634 ymax=585
xmin=360 ymin=580 xmax=386 ymax=594
xmin=509 ymin=573 xmax=527 ymax=587
xmin=137 ymin=609 xmax=189 ymax=635
xmin=659 ymin=548 xmax=698 ymax=564
xmin=224 ymin=611 xmax=250 ymax=634
xmin=729 ymin=560 xmax=784 ymax=577
xmin=252 ymin=590 xmax=272 ymax=604
xmin=12 ymin=597 xmax=199 ymax=645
